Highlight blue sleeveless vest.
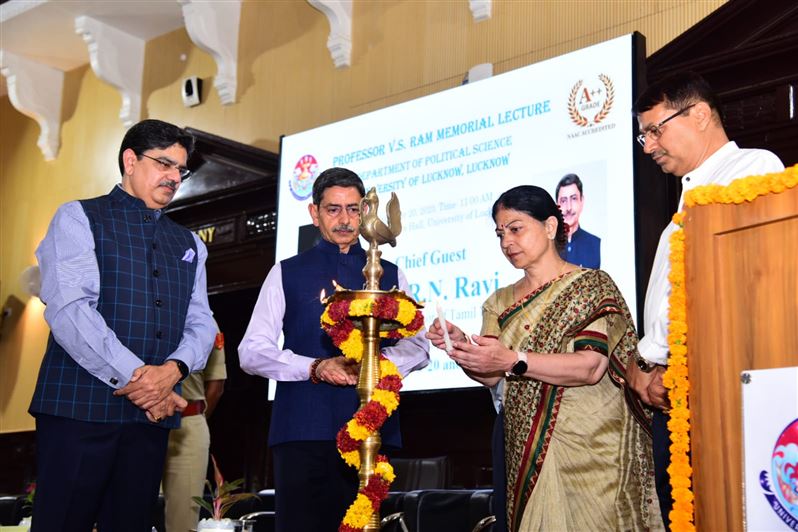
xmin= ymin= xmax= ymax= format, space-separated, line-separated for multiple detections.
xmin=269 ymin=239 xmax=402 ymax=448
xmin=29 ymin=186 xmax=197 ymax=428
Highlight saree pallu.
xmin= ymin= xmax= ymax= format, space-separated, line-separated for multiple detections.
xmin=482 ymin=269 xmax=661 ymax=531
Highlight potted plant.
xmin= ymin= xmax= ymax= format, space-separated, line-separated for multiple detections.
xmin=18 ymin=481 xmax=35 ymax=528
xmin=193 ymin=456 xmax=258 ymax=531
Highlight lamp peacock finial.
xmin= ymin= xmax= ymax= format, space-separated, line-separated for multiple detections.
xmin=359 ymin=187 xmax=402 ymax=247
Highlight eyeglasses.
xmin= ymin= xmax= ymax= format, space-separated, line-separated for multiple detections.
xmin=322 ymin=205 xmax=361 ymax=217
xmin=636 ymin=104 xmax=696 ymax=147
xmin=139 ymin=153 xmax=192 ymax=180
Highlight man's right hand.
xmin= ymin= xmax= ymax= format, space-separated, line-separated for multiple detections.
xmin=114 ymin=362 xmax=182 ymax=410
xmin=145 ymin=392 xmax=188 ymax=423
xmin=315 ymin=356 xmax=359 ymax=386
xmin=625 ymin=359 xmax=669 ymax=409
xmin=646 ymin=366 xmax=670 ymax=410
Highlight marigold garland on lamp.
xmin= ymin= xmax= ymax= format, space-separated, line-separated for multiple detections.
xmin=321 ymin=186 xmax=424 ymax=532
xmin=663 ymin=164 xmax=797 ymax=532
xmin=321 ymin=287 xmax=423 ymax=531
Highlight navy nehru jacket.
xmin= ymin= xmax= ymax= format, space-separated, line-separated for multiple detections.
xmin=30 ymin=186 xmax=198 ymax=429
xmin=269 ymin=239 xmax=403 ymax=448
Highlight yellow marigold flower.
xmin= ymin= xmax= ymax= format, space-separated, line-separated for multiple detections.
xmin=347 ymin=419 xmax=371 ymax=441
xmin=669 ymin=463 xmax=693 ymax=477
xmin=340 ymin=330 xmax=364 ymax=362
xmin=341 ymin=450 xmax=360 ymax=468
xmin=375 ymin=461 xmax=396 ymax=483
xmin=670 ymin=321 xmax=688 ymax=335
xmin=372 ymin=389 xmax=399 ymax=414
xmin=321 ymin=309 xmax=335 ymax=325
xmin=671 ymin=442 xmax=690 ymax=456
xmin=396 ymin=300 xmax=417 ymax=325
xmin=671 ymin=345 xmax=688 ymax=357
xmin=342 ymin=494 xmax=374 ymax=528
xmin=770 ymin=178 xmax=786 ymax=194
xmin=669 ymin=421 xmax=691 ymax=437
xmin=673 ymin=487 xmax=695 ymax=503
xmin=380 ymin=358 xmax=400 ymax=378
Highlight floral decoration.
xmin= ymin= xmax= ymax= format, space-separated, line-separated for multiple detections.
xmin=663 ymin=164 xmax=797 ymax=532
xmin=321 ymin=294 xmax=424 ymax=362
xmin=322 ymin=292 xmax=420 ymax=532
xmin=337 ymin=356 xmax=403 ymax=531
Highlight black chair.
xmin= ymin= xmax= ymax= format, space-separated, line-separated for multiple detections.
xmin=400 ymin=489 xmax=475 ymax=532
xmin=239 ymin=510 xmax=275 ymax=532
xmin=0 ymin=496 xmax=24 ymax=526
xmin=150 ymin=494 xmax=165 ymax=532
xmin=380 ymin=491 xmax=408 ymax=532
xmin=468 ymin=490 xmax=495 ymax=532
xmin=255 ymin=489 xmax=275 ymax=511
xmin=390 ymin=456 xmax=451 ymax=492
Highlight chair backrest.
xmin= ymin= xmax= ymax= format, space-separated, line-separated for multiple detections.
xmin=239 ymin=511 xmax=275 ymax=532
xmin=467 ymin=490 xmax=494 ymax=531
xmin=390 ymin=456 xmax=451 ymax=492
xmin=0 ymin=496 xmax=23 ymax=526
xmin=401 ymin=489 xmax=474 ymax=532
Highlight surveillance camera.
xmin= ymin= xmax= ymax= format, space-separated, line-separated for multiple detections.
xmin=182 ymin=76 xmax=202 ymax=107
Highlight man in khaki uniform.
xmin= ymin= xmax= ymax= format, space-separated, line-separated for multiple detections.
xmin=162 ymin=323 xmax=227 ymax=531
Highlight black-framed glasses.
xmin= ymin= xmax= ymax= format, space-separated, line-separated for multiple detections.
xmin=636 ymin=103 xmax=696 ymax=147
xmin=139 ymin=153 xmax=192 ymax=180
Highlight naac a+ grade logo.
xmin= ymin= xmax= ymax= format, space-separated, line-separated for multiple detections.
xmin=568 ymin=74 xmax=614 ymax=128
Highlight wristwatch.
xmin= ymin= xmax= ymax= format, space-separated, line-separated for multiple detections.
xmin=508 ymin=351 xmax=528 ymax=376
xmin=171 ymin=359 xmax=190 ymax=382
xmin=634 ymin=353 xmax=656 ymax=373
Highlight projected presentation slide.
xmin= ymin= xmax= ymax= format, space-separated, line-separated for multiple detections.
xmin=277 ymin=34 xmax=638 ymax=392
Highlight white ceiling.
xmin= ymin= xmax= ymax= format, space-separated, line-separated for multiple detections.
xmin=0 ymin=0 xmax=187 ymax=95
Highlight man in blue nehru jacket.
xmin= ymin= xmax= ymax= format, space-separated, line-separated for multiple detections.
xmin=239 ymin=167 xmax=430 ymax=532
xmin=29 ymin=119 xmax=216 ymax=532
xmin=555 ymin=173 xmax=601 ymax=269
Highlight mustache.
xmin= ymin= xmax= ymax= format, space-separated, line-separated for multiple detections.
xmin=333 ymin=224 xmax=355 ymax=233
xmin=159 ymin=180 xmax=178 ymax=191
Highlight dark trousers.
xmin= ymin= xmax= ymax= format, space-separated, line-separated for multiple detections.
xmin=32 ymin=414 xmax=169 ymax=532
xmin=652 ymin=408 xmax=672 ymax=528
xmin=272 ymin=441 xmax=359 ymax=532
xmin=492 ymin=409 xmax=507 ymax=532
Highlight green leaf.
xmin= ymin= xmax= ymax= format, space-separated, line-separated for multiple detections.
xmin=191 ymin=496 xmax=214 ymax=515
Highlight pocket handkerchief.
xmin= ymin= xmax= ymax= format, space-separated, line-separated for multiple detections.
xmin=181 ymin=248 xmax=196 ymax=263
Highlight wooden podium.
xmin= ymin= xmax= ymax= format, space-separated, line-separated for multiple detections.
xmin=684 ymin=185 xmax=798 ymax=530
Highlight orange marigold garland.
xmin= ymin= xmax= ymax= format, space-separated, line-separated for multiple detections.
xmin=321 ymin=293 xmax=423 ymax=532
xmin=662 ymin=165 xmax=797 ymax=532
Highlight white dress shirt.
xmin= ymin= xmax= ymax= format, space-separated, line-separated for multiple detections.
xmin=638 ymin=141 xmax=784 ymax=365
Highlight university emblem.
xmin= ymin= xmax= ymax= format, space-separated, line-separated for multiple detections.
xmin=568 ymin=74 xmax=614 ymax=127
xmin=759 ymin=417 xmax=798 ymax=530
xmin=290 ymin=154 xmax=319 ymax=200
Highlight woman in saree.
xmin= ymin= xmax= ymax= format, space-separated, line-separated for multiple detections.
xmin=428 ymin=185 xmax=662 ymax=531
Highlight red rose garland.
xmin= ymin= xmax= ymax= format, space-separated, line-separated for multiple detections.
xmin=321 ymin=293 xmax=422 ymax=531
